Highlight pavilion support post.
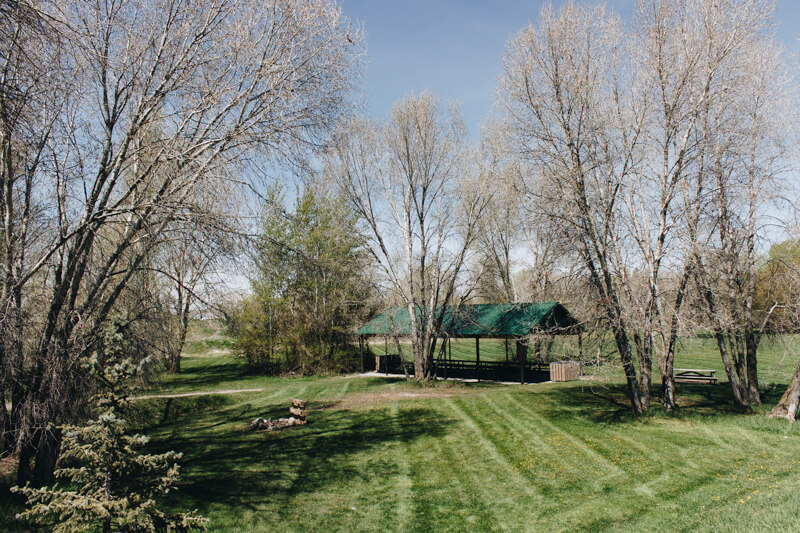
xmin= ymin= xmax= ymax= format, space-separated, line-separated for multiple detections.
xmin=385 ymin=336 xmax=388 ymax=375
xmin=476 ymin=337 xmax=480 ymax=382
xmin=444 ymin=337 xmax=449 ymax=380
xmin=359 ymin=336 xmax=364 ymax=373
xmin=371 ymin=338 xmax=378 ymax=373
xmin=517 ymin=339 xmax=527 ymax=384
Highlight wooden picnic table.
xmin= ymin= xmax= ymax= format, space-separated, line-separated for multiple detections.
xmin=674 ymin=368 xmax=718 ymax=384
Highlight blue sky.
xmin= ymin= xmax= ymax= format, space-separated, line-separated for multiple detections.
xmin=340 ymin=0 xmax=800 ymax=139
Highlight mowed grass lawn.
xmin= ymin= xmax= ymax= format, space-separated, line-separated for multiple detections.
xmin=133 ymin=339 xmax=800 ymax=532
xmin=3 ymin=336 xmax=800 ymax=532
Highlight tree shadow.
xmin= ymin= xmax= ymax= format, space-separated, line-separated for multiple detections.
xmin=157 ymin=360 xmax=252 ymax=390
xmin=513 ymin=379 xmax=790 ymax=425
xmin=662 ymin=381 xmax=789 ymax=418
xmin=524 ymin=383 xmax=637 ymax=425
xmin=145 ymin=403 xmax=452 ymax=515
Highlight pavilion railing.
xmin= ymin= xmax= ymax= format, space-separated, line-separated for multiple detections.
xmin=373 ymin=354 xmax=550 ymax=384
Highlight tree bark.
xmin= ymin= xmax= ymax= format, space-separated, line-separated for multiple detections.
xmin=33 ymin=429 xmax=60 ymax=485
xmin=769 ymin=359 xmax=800 ymax=422
xmin=745 ymin=329 xmax=761 ymax=405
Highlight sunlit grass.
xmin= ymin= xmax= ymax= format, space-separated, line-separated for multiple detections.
xmin=4 ymin=331 xmax=800 ymax=532
xmin=143 ymin=338 xmax=800 ymax=532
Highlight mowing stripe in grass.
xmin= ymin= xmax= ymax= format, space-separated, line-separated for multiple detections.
xmin=505 ymin=392 xmax=626 ymax=478
xmin=387 ymin=403 xmax=415 ymax=532
xmin=413 ymin=436 xmax=491 ymax=531
xmin=695 ymin=423 xmax=744 ymax=455
xmin=258 ymin=382 xmax=312 ymax=407
xmin=434 ymin=398 xmax=529 ymax=531
xmin=477 ymin=392 xmax=565 ymax=469
xmin=443 ymin=397 xmax=542 ymax=504
xmin=112 ymin=346 xmax=800 ymax=532
xmin=728 ymin=425 xmax=779 ymax=455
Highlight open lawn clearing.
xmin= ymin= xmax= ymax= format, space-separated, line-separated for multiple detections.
xmin=125 ymin=355 xmax=800 ymax=530
xmin=5 ymin=346 xmax=800 ymax=532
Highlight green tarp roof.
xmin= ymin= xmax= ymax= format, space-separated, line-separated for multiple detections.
xmin=356 ymin=302 xmax=580 ymax=338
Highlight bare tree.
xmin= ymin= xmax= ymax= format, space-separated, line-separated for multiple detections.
xmin=497 ymin=0 xmax=790 ymax=414
xmin=327 ymin=92 xmax=489 ymax=381
xmin=683 ymin=3 xmax=793 ymax=410
xmin=0 ymin=0 xmax=362 ymax=483
xmin=470 ymin=126 xmax=522 ymax=303
xmin=157 ymin=214 xmax=236 ymax=374
xmin=498 ymin=2 xmax=656 ymax=414
xmin=620 ymin=0 xmax=778 ymax=411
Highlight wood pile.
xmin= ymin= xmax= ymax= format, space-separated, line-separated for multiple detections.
xmin=289 ymin=398 xmax=307 ymax=423
xmin=250 ymin=398 xmax=308 ymax=431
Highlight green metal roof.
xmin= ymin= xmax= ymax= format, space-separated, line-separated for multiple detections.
xmin=356 ymin=302 xmax=580 ymax=338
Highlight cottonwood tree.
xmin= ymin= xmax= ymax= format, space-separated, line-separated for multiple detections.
xmin=686 ymin=22 xmax=794 ymax=410
xmin=618 ymin=0 xmax=778 ymax=411
xmin=0 ymin=0 xmax=362 ymax=483
xmin=327 ymin=93 xmax=490 ymax=380
xmin=497 ymin=0 xmax=791 ymax=414
xmin=498 ymin=2 xmax=656 ymax=413
xmin=471 ymin=127 xmax=522 ymax=303
xmin=156 ymin=182 xmax=239 ymax=374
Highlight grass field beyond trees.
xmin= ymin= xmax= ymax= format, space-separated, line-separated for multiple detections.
xmin=368 ymin=335 xmax=800 ymax=382
xmin=4 ymin=333 xmax=800 ymax=532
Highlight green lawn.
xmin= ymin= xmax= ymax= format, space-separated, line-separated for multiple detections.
xmin=4 ymin=335 xmax=800 ymax=532
xmin=148 ymin=337 xmax=800 ymax=532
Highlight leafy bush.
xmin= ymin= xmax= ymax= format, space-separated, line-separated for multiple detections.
xmin=231 ymin=181 xmax=377 ymax=375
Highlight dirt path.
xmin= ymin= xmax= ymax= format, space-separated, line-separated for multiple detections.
xmin=132 ymin=388 xmax=266 ymax=401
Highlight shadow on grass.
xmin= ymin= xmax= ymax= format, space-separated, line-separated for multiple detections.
xmin=146 ymin=402 xmax=451 ymax=515
xmin=158 ymin=360 xmax=252 ymax=390
xmin=515 ymin=379 xmax=791 ymax=425
xmin=528 ymin=383 xmax=637 ymax=425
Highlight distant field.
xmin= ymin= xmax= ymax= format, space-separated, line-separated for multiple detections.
xmin=4 ymin=329 xmax=800 ymax=532
xmin=367 ymin=336 xmax=581 ymax=362
xmin=367 ymin=334 xmax=800 ymax=383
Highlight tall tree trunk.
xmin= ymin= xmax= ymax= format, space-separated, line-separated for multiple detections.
xmin=695 ymin=269 xmax=750 ymax=410
xmin=662 ymin=331 xmax=678 ymax=411
xmin=33 ymin=429 xmax=60 ymax=485
xmin=745 ymin=329 xmax=760 ymax=405
xmin=715 ymin=331 xmax=749 ymax=409
xmin=661 ymin=269 xmax=689 ymax=412
xmin=16 ymin=438 xmax=34 ymax=486
xmin=413 ymin=335 xmax=434 ymax=382
xmin=613 ymin=324 xmax=648 ymax=415
xmin=170 ymin=299 xmax=191 ymax=374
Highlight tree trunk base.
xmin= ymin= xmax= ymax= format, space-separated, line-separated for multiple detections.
xmin=769 ymin=361 xmax=800 ymax=422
